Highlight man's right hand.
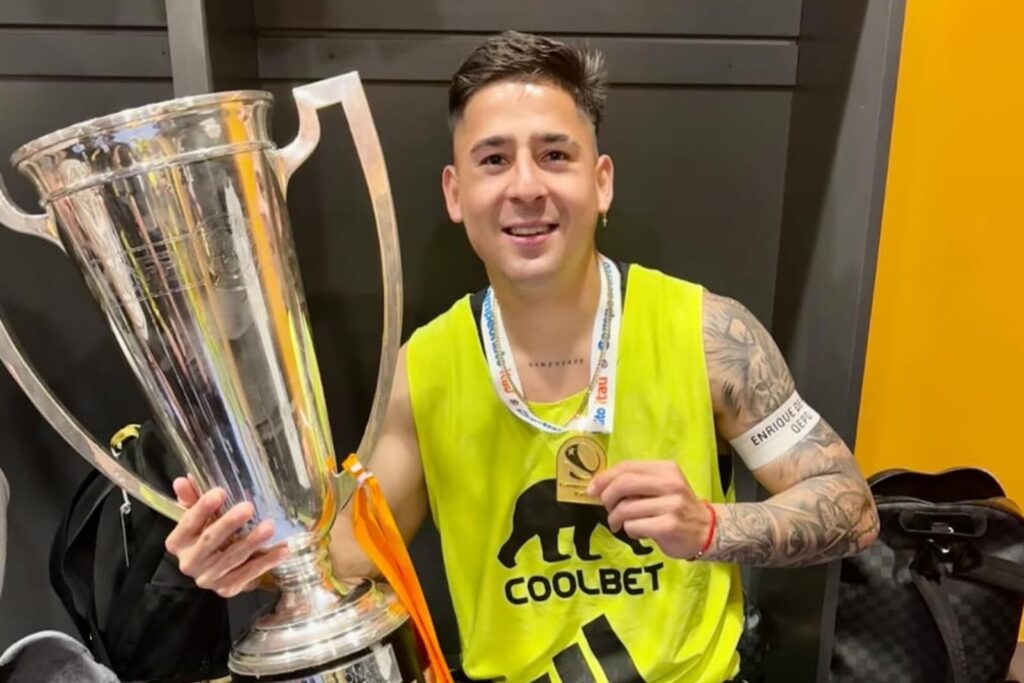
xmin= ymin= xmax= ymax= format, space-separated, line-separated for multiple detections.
xmin=164 ymin=347 xmax=427 ymax=596
xmin=164 ymin=477 xmax=290 ymax=598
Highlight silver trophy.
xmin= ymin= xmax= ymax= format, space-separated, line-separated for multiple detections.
xmin=0 ymin=73 xmax=426 ymax=681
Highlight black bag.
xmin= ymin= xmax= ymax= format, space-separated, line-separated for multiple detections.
xmin=832 ymin=468 xmax=1024 ymax=683
xmin=49 ymin=423 xmax=232 ymax=683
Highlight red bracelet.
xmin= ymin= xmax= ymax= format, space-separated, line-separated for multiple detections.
xmin=688 ymin=501 xmax=716 ymax=561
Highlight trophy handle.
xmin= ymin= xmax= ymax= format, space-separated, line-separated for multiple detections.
xmin=0 ymin=174 xmax=63 ymax=249
xmin=271 ymin=72 xmax=403 ymax=500
xmin=0 ymin=175 xmax=185 ymax=521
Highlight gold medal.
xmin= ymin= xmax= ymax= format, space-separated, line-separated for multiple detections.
xmin=556 ymin=435 xmax=608 ymax=505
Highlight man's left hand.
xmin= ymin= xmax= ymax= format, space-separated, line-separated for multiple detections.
xmin=587 ymin=461 xmax=712 ymax=560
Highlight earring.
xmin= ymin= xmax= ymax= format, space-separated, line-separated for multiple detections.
xmin=601 ymin=213 xmax=608 ymax=228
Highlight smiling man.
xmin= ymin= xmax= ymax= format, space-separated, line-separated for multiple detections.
xmin=165 ymin=31 xmax=879 ymax=682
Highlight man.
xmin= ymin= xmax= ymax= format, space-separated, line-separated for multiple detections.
xmin=165 ymin=31 xmax=879 ymax=682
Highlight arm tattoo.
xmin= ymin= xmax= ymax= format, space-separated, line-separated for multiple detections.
xmin=702 ymin=291 xmax=878 ymax=566
xmin=707 ymin=421 xmax=880 ymax=567
xmin=704 ymin=291 xmax=796 ymax=423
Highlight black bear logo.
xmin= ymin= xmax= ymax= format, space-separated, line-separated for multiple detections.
xmin=498 ymin=479 xmax=653 ymax=568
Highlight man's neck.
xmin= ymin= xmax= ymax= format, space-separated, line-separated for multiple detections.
xmin=488 ymin=251 xmax=602 ymax=357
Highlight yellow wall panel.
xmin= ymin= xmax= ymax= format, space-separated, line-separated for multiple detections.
xmin=857 ymin=1 xmax=1024 ymax=504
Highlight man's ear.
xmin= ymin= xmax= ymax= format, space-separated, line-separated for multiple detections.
xmin=596 ymin=154 xmax=614 ymax=214
xmin=441 ymin=165 xmax=463 ymax=223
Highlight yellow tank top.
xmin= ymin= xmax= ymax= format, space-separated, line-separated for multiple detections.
xmin=406 ymin=264 xmax=743 ymax=682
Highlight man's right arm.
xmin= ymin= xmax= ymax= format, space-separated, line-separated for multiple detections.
xmin=328 ymin=346 xmax=428 ymax=579
xmin=165 ymin=346 xmax=429 ymax=596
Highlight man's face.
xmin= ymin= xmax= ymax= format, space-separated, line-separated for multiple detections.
xmin=442 ymin=80 xmax=614 ymax=288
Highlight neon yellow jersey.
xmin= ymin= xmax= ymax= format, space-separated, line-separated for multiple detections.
xmin=407 ymin=264 xmax=743 ymax=682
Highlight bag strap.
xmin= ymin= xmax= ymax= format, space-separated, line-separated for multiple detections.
xmin=909 ymin=568 xmax=969 ymax=683
xmin=48 ymin=470 xmax=115 ymax=666
xmin=955 ymin=550 xmax=1024 ymax=596
xmin=908 ymin=540 xmax=1024 ymax=683
xmin=50 ymin=429 xmax=184 ymax=665
xmin=99 ymin=428 xmax=173 ymax=654
xmin=101 ymin=500 xmax=174 ymax=654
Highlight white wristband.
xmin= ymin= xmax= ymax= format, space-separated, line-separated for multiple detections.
xmin=728 ymin=392 xmax=821 ymax=470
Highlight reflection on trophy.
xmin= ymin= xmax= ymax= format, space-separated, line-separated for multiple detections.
xmin=0 ymin=73 xmax=428 ymax=681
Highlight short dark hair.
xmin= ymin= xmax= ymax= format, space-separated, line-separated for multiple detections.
xmin=448 ymin=31 xmax=607 ymax=132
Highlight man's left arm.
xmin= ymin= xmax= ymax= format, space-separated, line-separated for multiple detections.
xmin=589 ymin=290 xmax=879 ymax=567
xmin=700 ymin=291 xmax=879 ymax=566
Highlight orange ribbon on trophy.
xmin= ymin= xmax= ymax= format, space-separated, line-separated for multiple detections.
xmin=341 ymin=455 xmax=452 ymax=683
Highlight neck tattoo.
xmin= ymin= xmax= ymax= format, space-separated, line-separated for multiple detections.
xmin=480 ymin=253 xmax=622 ymax=434
xmin=528 ymin=358 xmax=585 ymax=369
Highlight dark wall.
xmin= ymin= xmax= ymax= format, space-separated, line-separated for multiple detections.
xmin=0 ymin=0 xmax=171 ymax=648
xmin=254 ymin=0 xmax=799 ymax=319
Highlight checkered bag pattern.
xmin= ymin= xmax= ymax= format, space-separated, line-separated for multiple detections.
xmin=736 ymin=600 xmax=767 ymax=682
xmin=832 ymin=474 xmax=1024 ymax=683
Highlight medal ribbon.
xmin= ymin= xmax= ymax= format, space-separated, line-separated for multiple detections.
xmin=480 ymin=254 xmax=622 ymax=434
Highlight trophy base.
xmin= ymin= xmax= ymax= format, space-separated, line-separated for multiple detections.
xmin=228 ymin=544 xmax=429 ymax=682
xmin=230 ymin=612 xmax=426 ymax=682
